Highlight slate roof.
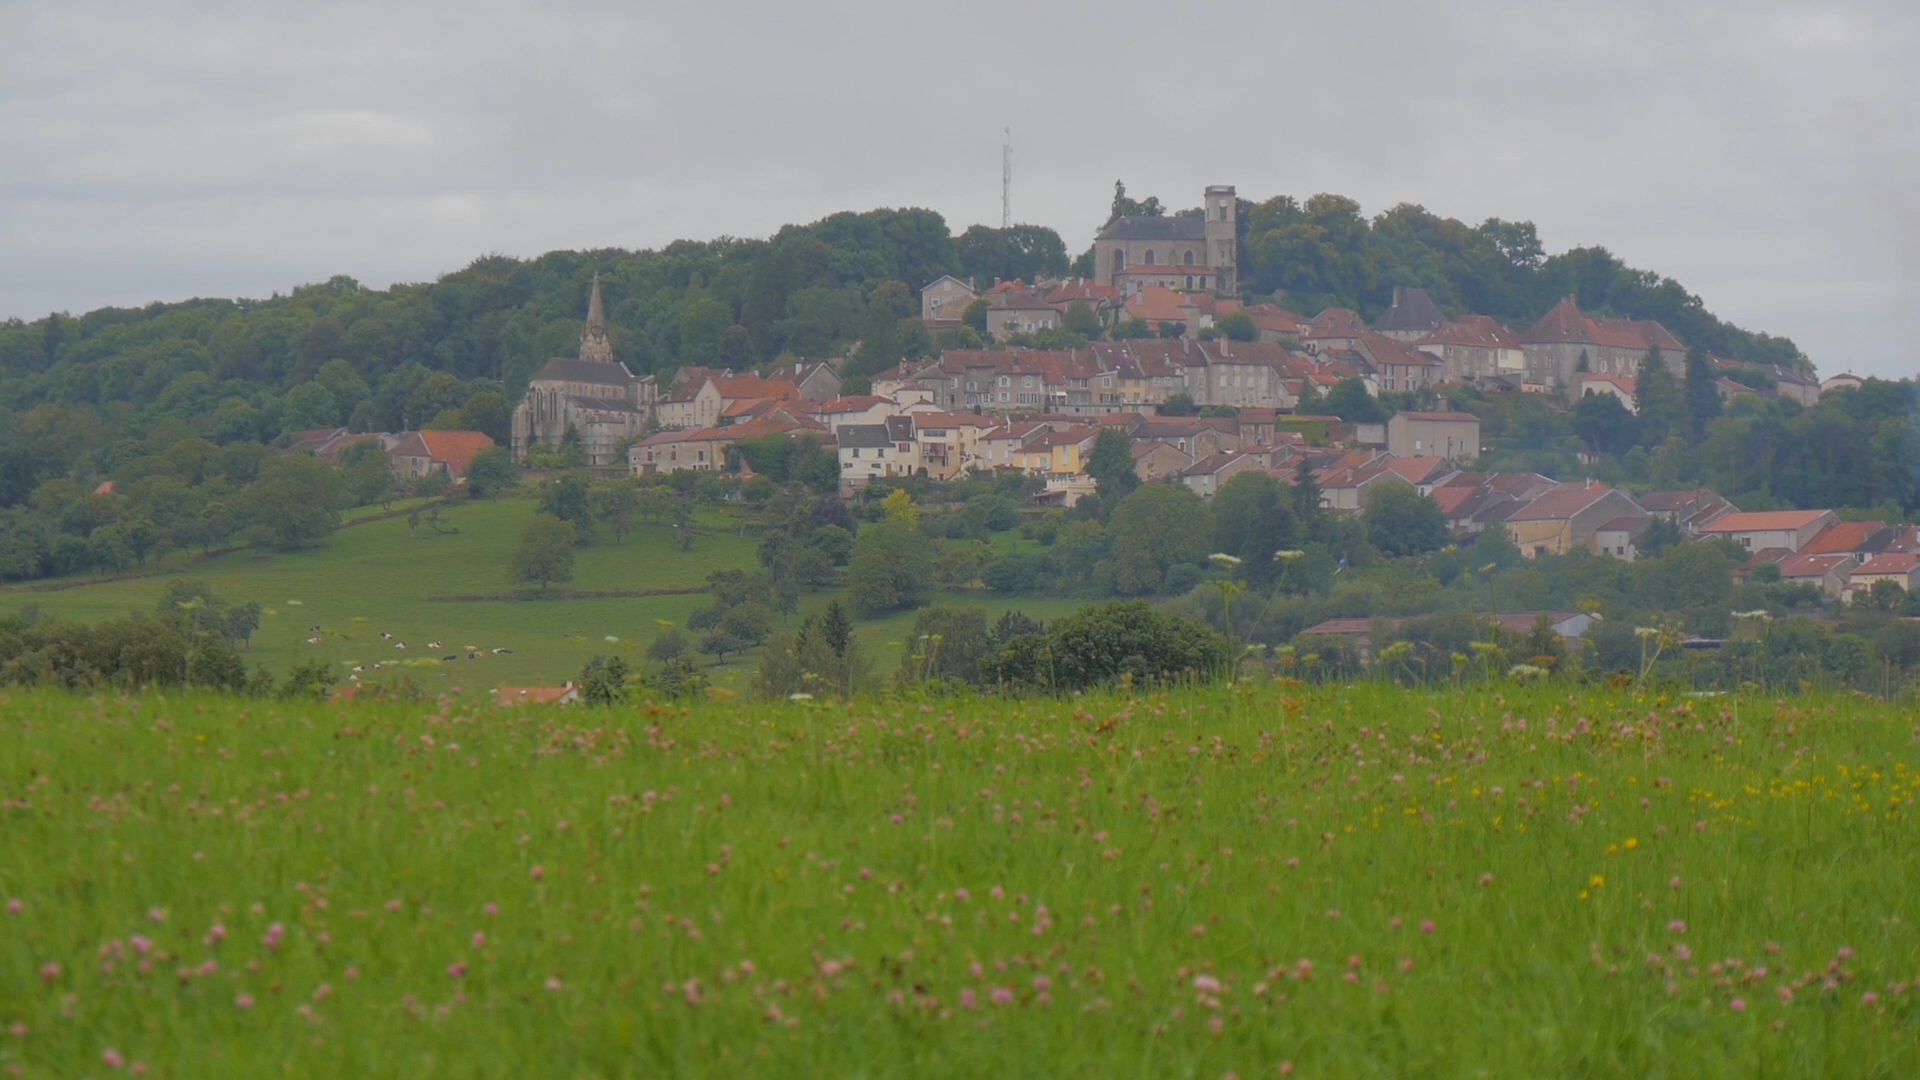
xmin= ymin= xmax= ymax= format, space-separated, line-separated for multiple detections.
xmin=1375 ymin=288 xmax=1447 ymax=334
xmin=837 ymin=424 xmax=893 ymax=450
xmin=1095 ymin=215 xmax=1206 ymax=241
xmin=529 ymin=358 xmax=636 ymax=386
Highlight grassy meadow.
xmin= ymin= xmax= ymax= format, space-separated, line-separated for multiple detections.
xmin=0 ymin=497 xmax=1079 ymax=692
xmin=2 ymin=681 xmax=1916 ymax=1077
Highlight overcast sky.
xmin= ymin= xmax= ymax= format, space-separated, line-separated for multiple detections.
xmin=2 ymin=0 xmax=1915 ymax=376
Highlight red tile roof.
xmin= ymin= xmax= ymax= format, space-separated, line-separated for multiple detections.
xmin=1854 ymin=553 xmax=1920 ymax=577
xmin=1507 ymin=481 xmax=1618 ymax=522
xmin=1699 ymin=510 xmax=1833 ymax=534
xmin=1381 ymin=457 xmax=1452 ymax=484
xmin=389 ymin=431 xmax=495 ymax=478
xmin=805 ymin=395 xmax=891 ymax=415
xmin=1778 ymin=551 xmax=1856 ymax=578
xmin=1416 ymin=315 xmax=1519 ymax=349
xmin=1358 ymin=330 xmax=1439 ymax=369
xmin=1801 ymin=521 xmax=1890 ymax=555
xmin=1521 ymin=297 xmax=1686 ymax=353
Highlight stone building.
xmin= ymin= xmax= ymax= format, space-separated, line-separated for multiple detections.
xmin=1386 ymin=411 xmax=1480 ymax=462
xmin=1519 ymin=297 xmax=1686 ymax=390
xmin=1091 ymin=185 xmax=1238 ymax=294
xmin=1414 ymin=316 xmax=1525 ymax=383
xmin=1372 ymin=287 xmax=1447 ymax=342
xmin=511 ymin=274 xmax=656 ymax=465
xmin=920 ymin=275 xmax=977 ymax=328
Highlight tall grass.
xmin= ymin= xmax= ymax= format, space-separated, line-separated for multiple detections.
xmin=2 ymin=682 xmax=1916 ymax=1077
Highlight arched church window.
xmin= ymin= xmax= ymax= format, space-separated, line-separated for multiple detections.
xmin=1184 ymin=250 xmax=1195 ymax=266
xmin=1144 ymin=250 xmax=1155 ymax=265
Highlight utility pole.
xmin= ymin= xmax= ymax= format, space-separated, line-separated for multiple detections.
xmin=1001 ymin=127 xmax=1012 ymax=228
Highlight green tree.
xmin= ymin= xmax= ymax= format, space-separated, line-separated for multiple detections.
xmin=1290 ymin=458 xmax=1325 ymax=524
xmin=538 ymin=475 xmax=595 ymax=541
xmin=1157 ymin=392 xmax=1197 ymax=416
xmin=1062 ymin=301 xmax=1101 ymax=338
xmin=1364 ymin=481 xmax=1449 ymax=557
xmin=508 ymin=513 xmax=577 ymax=592
xmin=340 ymin=442 xmax=395 ymax=508
xmin=1684 ymin=349 xmax=1722 ymax=441
xmin=465 ymin=447 xmax=516 ymax=497
xmin=578 ymin=655 xmax=632 ymax=706
xmin=1044 ymin=601 xmax=1231 ymax=690
xmin=1109 ymin=484 xmax=1212 ymax=595
xmin=455 ymin=391 xmax=513 ymax=445
xmin=1211 ymin=471 xmax=1297 ymax=588
xmin=648 ymin=628 xmax=689 ymax=663
xmin=1324 ymin=378 xmax=1386 ymax=424
xmin=846 ymin=516 xmax=935 ymax=616
xmin=591 ymin=483 xmax=639 ymax=543
xmin=1634 ymin=349 xmax=1685 ymax=448
xmin=897 ymin=607 xmax=992 ymax=685
xmin=1474 ymin=520 xmax=1523 ymax=569
xmin=1631 ymin=541 xmax=1734 ymax=612
xmin=955 ymin=224 xmax=1070 ymax=285
xmin=1217 ymin=311 xmax=1257 ymax=342
xmin=1107 ymin=180 xmax=1165 ymax=223
xmin=280 ymin=382 xmax=339 ymax=433
xmin=314 ymin=359 xmax=371 ymax=423
xmin=242 ymin=454 xmax=345 ymax=551
xmin=1572 ymin=391 xmax=1640 ymax=456
xmin=1087 ymin=428 xmax=1141 ymax=500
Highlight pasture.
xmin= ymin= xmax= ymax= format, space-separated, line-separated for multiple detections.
xmin=0 ymin=497 xmax=1078 ymax=691
xmin=2 ymin=682 xmax=1915 ymax=1077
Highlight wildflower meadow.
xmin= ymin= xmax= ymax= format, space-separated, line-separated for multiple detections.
xmin=2 ymin=683 xmax=1917 ymax=1077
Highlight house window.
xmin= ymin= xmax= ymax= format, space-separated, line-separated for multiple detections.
xmin=851 ymin=449 xmax=860 ymax=458
xmin=1023 ymin=376 xmax=1034 ymax=388
xmin=999 ymin=375 xmax=1011 ymax=387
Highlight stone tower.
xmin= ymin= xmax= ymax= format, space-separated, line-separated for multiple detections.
xmin=578 ymin=272 xmax=615 ymax=363
xmin=1204 ymin=185 xmax=1238 ymax=294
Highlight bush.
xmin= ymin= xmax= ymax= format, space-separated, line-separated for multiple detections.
xmin=579 ymin=655 xmax=632 ymax=706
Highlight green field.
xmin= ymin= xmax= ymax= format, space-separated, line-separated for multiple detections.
xmin=0 ymin=497 xmax=1082 ymax=693
xmin=2 ymin=682 xmax=1915 ymax=1077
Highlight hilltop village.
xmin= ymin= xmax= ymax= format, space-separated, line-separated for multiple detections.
xmin=490 ymin=187 xmax=1882 ymax=607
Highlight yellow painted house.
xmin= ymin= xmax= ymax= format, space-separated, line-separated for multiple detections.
xmin=1011 ymin=426 xmax=1102 ymax=477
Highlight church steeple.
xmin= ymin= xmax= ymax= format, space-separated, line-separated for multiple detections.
xmin=579 ymin=272 xmax=614 ymax=363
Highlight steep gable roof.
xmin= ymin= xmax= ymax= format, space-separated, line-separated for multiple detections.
xmin=1507 ymin=481 xmax=1621 ymax=522
xmin=529 ymin=358 xmax=637 ymax=386
xmin=1374 ymin=287 xmax=1447 ymax=334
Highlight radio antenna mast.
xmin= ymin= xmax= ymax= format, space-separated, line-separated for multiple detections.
xmin=1001 ymin=127 xmax=1012 ymax=228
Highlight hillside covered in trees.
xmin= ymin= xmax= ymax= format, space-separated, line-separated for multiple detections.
xmin=0 ymin=188 xmax=1869 ymax=584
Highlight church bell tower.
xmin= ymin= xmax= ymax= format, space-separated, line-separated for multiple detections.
xmin=578 ymin=272 xmax=615 ymax=363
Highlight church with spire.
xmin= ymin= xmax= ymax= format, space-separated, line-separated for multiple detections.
xmin=511 ymin=273 xmax=657 ymax=466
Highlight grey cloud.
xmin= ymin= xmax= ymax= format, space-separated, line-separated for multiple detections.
xmin=2 ymin=0 xmax=1915 ymax=375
